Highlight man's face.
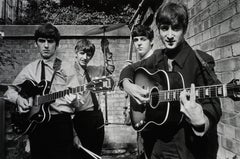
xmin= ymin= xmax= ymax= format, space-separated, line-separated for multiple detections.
xmin=76 ymin=50 xmax=93 ymax=67
xmin=159 ymin=24 xmax=185 ymax=50
xmin=36 ymin=38 xmax=57 ymax=59
xmin=133 ymin=36 xmax=152 ymax=59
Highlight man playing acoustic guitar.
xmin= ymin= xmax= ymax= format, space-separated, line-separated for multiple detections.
xmin=4 ymin=23 xmax=80 ymax=159
xmin=119 ymin=2 xmax=222 ymax=159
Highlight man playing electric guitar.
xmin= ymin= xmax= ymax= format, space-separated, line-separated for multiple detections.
xmin=119 ymin=2 xmax=222 ymax=159
xmin=4 ymin=23 xmax=80 ymax=159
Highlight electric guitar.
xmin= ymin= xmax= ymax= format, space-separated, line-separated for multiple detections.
xmin=12 ymin=76 xmax=115 ymax=135
xmin=130 ymin=67 xmax=240 ymax=131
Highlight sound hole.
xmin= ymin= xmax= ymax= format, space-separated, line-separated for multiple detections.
xmin=150 ymin=87 xmax=160 ymax=108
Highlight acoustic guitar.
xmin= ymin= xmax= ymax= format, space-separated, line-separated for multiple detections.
xmin=130 ymin=67 xmax=240 ymax=131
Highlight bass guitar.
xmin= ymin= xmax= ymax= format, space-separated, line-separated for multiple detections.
xmin=12 ymin=76 xmax=115 ymax=135
xmin=130 ymin=67 xmax=240 ymax=131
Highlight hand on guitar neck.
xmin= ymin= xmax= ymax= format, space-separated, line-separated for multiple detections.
xmin=122 ymin=78 xmax=149 ymax=104
xmin=65 ymin=93 xmax=85 ymax=107
xmin=180 ymin=83 xmax=209 ymax=133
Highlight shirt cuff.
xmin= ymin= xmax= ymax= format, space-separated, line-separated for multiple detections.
xmin=118 ymin=78 xmax=133 ymax=90
xmin=192 ymin=114 xmax=209 ymax=136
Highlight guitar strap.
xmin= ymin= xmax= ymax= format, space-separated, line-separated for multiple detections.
xmin=194 ymin=50 xmax=221 ymax=84
xmin=41 ymin=58 xmax=62 ymax=90
xmin=84 ymin=67 xmax=99 ymax=111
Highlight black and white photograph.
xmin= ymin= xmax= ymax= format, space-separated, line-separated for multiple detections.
xmin=0 ymin=0 xmax=240 ymax=159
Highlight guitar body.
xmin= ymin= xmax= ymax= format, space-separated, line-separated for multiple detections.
xmin=130 ymin=67 xmax=185 ymax=131
xmin=11 ymin=76 xmax=115 ymax=135
xmin=12 ymin=79 xmax=51 ymax=135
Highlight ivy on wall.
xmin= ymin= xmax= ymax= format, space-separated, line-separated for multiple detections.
xmin=15 ymin=0 xmax=136 ymax=25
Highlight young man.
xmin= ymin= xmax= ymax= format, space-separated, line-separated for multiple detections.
xmin=4 ymin=23 xmax=79 ymax=159
xmin=72 ymin=39 xmax=114 ymax=157
xmin=132 ymin=24 xmax=154 ymax=61
xmin=119 ymin=2 xmax=222 ymax=159
xmin=131 ymin=24 xmax=156 ymax=159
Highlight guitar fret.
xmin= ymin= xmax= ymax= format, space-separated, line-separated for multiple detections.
xmin=157 ymin=84 xmax=226 ymax=103
xmin=217 ymin=85 xmax=223 ymax=96
xmin=205 ymin=87 xmax=209 ymax=97
xmin=36 ymin=77 xmax=113 ymax=105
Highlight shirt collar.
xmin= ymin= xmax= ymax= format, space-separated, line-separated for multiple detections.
xmin=42 ymin=57 xmax=56 ymax=69
xmin=74 ymin=60 xmax=85 ymax=76
xmin=165 ymin=41 xmax=192 ymax=68
xmin=142 ymin=49 xmax=154 ymax=60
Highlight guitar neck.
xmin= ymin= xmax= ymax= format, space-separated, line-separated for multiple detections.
xmin=158 ymin=84 xmax=229 ymax=102
xmin=38 ymin=85 xmax=87 ymax=104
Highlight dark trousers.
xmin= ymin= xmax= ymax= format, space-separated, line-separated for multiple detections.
xmin=140 ymin=130 xmax=157 ymax=159
xmin=151 ymin=139 xmax=180 ymax=159
xmin=29 ymin=114 xmax=73 ymax=159
xmin=73 ymin=110 xmax=105 ymax=156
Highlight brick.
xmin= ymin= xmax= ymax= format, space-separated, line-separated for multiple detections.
xmin=231 ymin=13 xmax=240 ymax=29
xmin=218 ymin=0 xmax=230 ymax=10
xmin=203 ymin=18 xmax=211 ymax=30
xmin=220 ymin=19 xmax=231 ymax=34
xmin=238 ymin=0 xmax=240 ymax=13
xmin=190 ymin=7 xmax=195 ymax=18
xmin=216 ymin=58 xmax=240 ymax=72
xmin=236 ymin=128 xmax=240 ymax=141
xmin=210 ymin=24 xmax=220 ymax=38
xmin=212 ymin=3 xmax=236 ymax=25
xmin=202 ymin=29 xmax=211 ymax=41
xmin=220 ymin=45 xmax=232 ymax=58
xmin=200 ymin=38 xmax=216 ymax=51
xmin=194 ymin=33 xmax=203 ymax=45
xmin=196 ymin=2 xmax=202 ymax=13
xmin=201 ymin=8 xmax=210 ymax=20
xmin=209 ymin=2 xmax=219 ymax=15
xmin=222 ymin=137 xmax=234 ymax=151
xmin=188 ymin=0 xmax=194 ymax=10
xmin=218 ymin=122 xmax=225 ymax=134
xmin=201 ymin=0 xmax=208 ymax=11
xmin=221 ymin=98 xmax=235 ymax=112
xmin=216 ymin=30 xmax=240 ymax=47
xmin=224 ymin=124 xmax=235 ymax=138
xmin=211 ymin=48 xmax=221 ymax=60
xmin=232 ymin=42 xmax=240 ymax=56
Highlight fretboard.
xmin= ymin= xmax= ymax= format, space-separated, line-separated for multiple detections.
xmin=156 ymin=84 xmax=228 ymax=102
xmin=38 ymin=85 xmax=87 ymax=104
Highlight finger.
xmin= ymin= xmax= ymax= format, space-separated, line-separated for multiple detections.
xmin=180 ymin=89 xmax=187 ymax=104
xmin=133 ymin=96 xmax=142 ymax=105
xmin=190 ymin=83 xmax=196 ymax=102
xmin=18 ymin=106 xmax=29 ymax=113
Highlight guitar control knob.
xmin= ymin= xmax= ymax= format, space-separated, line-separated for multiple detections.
xmin=140 ymin=120 xmax=144 ymax=125
xmin=135 ymin=123 xmax=140 ymax=128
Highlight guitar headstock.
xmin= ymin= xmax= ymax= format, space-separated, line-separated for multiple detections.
xmin=87 ymin=76 xmax=115 ymax=93
xmin=227 ymin=79 xmax=240 ymax=101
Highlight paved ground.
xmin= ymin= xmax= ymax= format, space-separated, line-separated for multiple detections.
xmin=102 ymin=149 xmax=137 ymax=159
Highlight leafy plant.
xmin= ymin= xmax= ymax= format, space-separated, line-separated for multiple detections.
xmin=15 ymin=0 xmax=137 ymax=25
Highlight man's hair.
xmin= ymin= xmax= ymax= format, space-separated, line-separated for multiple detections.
xmin=155 ymin=2 xmax=189 ymax=33
xmin=75 ymin=39 xmax=95 ymax=57
xmin=132 ymin=24 xmax=154 ymax=41
xmin=34 ymin=23 xmax=60 ymax=46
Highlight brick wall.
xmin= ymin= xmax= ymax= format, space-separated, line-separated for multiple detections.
xmin=149 ymin=0 xmax=240 ymax=158
xmin=0 ymin=25 xmax=138 ymax=158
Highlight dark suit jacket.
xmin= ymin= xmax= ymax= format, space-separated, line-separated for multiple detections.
xmin=119 ymin=41 xmax=222 ymax=159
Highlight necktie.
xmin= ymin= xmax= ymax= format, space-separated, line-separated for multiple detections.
xmin=84 ymin=68 xmax=99 ymax=111
xmin=41 ymin=60 xmax=45 ymax=80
